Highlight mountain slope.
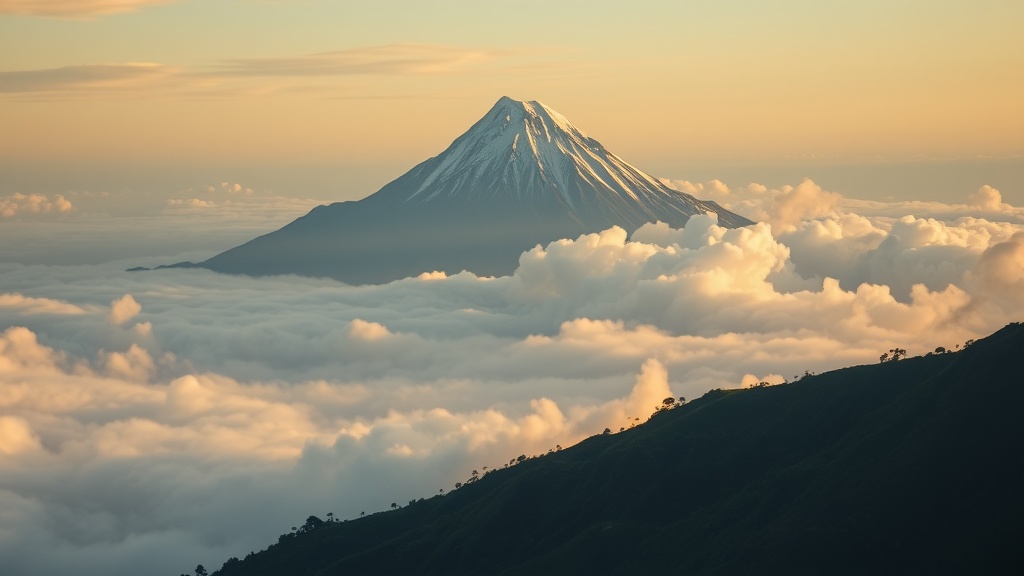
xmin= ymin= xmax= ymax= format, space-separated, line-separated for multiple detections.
xmin=210 ymin=323 xmax=1024 ymax=575
xmin=194 ymin=97 xmax=752 ymax=284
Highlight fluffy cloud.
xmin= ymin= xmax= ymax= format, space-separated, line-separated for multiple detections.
xmin=0 ymin=193 xmax=73 ymax=218
xmin=968 ymin=185 xmax=1010 ymax=212
xmin=0 ymin=326 xmax=66 ymax=372
xmin=166 ymin=198 xmax=216 ymax=209
xmin=0 ymin=293 xmax=90 ymax=315
xmin=1 ymin=181 xmax=1023 ymax=575
xmin=108 ymin=294 xmax=141 ymax=326
xmin=664 ymin=178 xmax=841 ymax=232
xmin=966 ymin=231 xmax=1024 ymax=314
xmin=211 ymin=182 xmax=253 ymax=195
xmin=0 ymin=416 xmax=42 ymax=455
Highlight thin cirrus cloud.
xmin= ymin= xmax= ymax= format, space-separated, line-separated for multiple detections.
xmin=0 ymin=45 xmax=508 ymax=96
xmin=207 ymin=44 xmax=501 ymax=78
xmin=0 ymin=0 xmax=174 ymax=17
xmin=0 ymin=63 xmax=174 ymax=93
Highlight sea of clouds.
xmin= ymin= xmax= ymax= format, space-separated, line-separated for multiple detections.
xmin=1 ymin=179 xmax=1023 ymax=575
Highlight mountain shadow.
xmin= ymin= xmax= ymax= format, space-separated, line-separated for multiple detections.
xmin=208 ymin=322 xmax=1024 ymax=575
xmin=172 ymin=97 xmax=753 ymax=285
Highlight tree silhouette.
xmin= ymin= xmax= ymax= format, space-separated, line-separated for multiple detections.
xmin=195 ymin=565 xmax=208 ymax=576
xmin=881 ymin=348 xmax=907 ymax=362
xmin=390 ymin=502 xmax=398 ymax=510
xmin=301 ymin=515 xmax=324 ymax=533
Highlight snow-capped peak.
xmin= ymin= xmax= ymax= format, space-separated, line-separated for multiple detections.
xmin=368 ymin=97 xmax=749 ymax=229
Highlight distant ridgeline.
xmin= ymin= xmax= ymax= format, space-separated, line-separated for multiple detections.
xmin=149 ymin=97 xmax=752 ymax=284
xmin=196 ymin=322 xmax=1024 ymax=576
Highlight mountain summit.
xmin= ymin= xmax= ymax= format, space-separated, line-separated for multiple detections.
xmin=367 ymin=97 xmax=745 ymax=229
xmin=194 ymin=97 xmax=753 ymax=284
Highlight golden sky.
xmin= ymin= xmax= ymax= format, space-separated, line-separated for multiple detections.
xmin=1 ymin=0 xmax=1022 ymax=198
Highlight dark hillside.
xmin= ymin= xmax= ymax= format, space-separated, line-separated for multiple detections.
xmin=212 ymin=323 xmax=1024 ymax=575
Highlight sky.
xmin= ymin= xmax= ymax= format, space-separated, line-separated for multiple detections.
xmin=2 ymin=2 xmax=1024 ymax=575
xmin=2 ymin=0 xmax=1023 ymax=201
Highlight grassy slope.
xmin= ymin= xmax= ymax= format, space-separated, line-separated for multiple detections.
xmin=214 ymin=323 xmax=1024 ymax=576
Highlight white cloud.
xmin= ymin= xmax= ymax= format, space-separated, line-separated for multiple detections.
xmin=0 ymin=325 xmax=66 ymax=373
xmin=103 ymin=343 xmax=155 ymax=381
xmin=0 ymin=193 xmax=73 ymax=218
xmin=757 ymin=179 xmax=842 ymax=232
xmin=663 ymin=178 xmax=840 ymax=233
xmin=166 ymin=198 xmax=216 ymax=209
xmin=348 ymin=319 xmax=393 ymax=341
xmin=108 ymin=294 xmax=141 ymax=326
xmin=214 ymin=182 xmax=252 ymax=195
xmin=0 ymin=416 xmax=42 ymax=455
xmin=0 ymin=293 xmax=89 ymax=315
xmin=968 ymin=185 xmax=1012 ymax=213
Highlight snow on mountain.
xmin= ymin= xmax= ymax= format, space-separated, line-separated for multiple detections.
xmin=368 ymin=97 xmax=747 ymax=229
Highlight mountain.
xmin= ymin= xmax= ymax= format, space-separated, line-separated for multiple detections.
xmin=188 ymin=97 xmax=753 ymax=284
xmin=207 ymin=323 xmax=1024 ymax=575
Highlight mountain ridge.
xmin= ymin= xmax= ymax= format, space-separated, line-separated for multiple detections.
xmin=205 ymin=322 xmax=1024 ymax=575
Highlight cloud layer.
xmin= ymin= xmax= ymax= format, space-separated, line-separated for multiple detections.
xmin=1 ymin=180 xmax=1022 ymax=575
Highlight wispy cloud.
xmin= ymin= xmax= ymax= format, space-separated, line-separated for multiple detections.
xmin=207 ymin=44 xmax=500 ymax=78
xmin=0 ymin=0 xmax=174 ymax=18
xmin=0 ymin=63 xmax=174 ymax=93
xmin=0 ymin=45 xmax=509 ymax=98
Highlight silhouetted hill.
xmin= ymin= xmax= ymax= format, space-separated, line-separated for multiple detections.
xmin=210 ymin=323 xmax=1024 ymax=575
